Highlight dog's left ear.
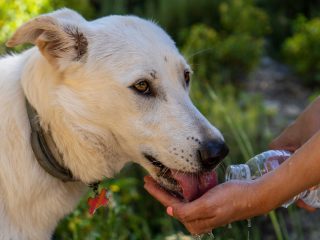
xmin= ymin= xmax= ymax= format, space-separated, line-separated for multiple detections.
xmin=6 ymin=8 xmax=88 ymax=68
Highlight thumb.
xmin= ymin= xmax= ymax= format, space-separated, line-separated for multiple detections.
xmin=166 ymin=201 xmax=202 ymax=222
xmin=166 ymin=206 xmax=174 ymax=216
xmin=166 ymin=203 xmax=189 ymax=221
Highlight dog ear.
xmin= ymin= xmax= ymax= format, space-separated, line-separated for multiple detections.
xmin=6 ymin=8 xmax=88 ymax=67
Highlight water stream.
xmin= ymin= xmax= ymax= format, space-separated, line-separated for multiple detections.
xmin=192 ymin=231 xmax=215 ymax=240
xmin=192 ymin=234 xmax=203 ymax=240
xmin=207 ymin=232 xmax=215 ymax=239
xmin=247 ymin=219 xmax=252 ymax=240
xmin=192 ymin=219 xmax=251 ymax=240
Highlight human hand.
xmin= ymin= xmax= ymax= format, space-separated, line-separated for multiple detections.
xmin=269 ymin=97 xmax=320 ymax=151
xmin=144 ymin=176 xmax=271 ymax=234
xmin=296 ymin=199 xmax=317 ymax=212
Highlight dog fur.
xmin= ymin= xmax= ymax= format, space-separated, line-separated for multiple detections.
xmin=0 ymin=9 xmax=224 ymax=239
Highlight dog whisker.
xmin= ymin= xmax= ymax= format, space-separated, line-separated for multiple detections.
xmin=186 ymin=48 xmax=215 ymax=60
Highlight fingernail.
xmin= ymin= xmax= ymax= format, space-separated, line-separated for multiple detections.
xmin=166 ymin=206 xmax=173 ymax=216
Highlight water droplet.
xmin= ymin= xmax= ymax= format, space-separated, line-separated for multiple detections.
xmin=207 ymin=232 xmax=215 ymax=239
xmin=247 ymin=219 xmax=252 ymax=240
xmin=192 ymin=234 xmax=202 ymax=240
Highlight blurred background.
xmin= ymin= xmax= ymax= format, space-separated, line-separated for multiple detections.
xmin=1 ymin=0 xmax=320 ymax=239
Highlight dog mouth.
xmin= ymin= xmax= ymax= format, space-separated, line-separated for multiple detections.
xmin=144 ymin=154 xmax=218 ymax=202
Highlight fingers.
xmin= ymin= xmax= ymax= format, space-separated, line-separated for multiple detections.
xmin=184 ymin=219 xmax=213 ymax=235
xmin=144 ymin=175 xmax=181 ymax=207
xmin=296 ymin=199 xmax=317 ymax=212
xmin=171 ymin=199 xmax=232 ymax=235
xmin=144 ymin=175 xmax=230 ymax=235
xmin=144 ymin=175 xmax=213 ymax=222
xmin=183 ymin=215 xmax=231 ymax=235
xmin=170 ymin=200 xmax=206 ymax=222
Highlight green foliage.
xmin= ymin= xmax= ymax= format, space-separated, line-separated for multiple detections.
xmin=219 ymin=0 xmax=270 ymax=37
xmin=282 ymin=16 xmax=320 ymax=86
xmin=0 ymin=0 xmax=94 ymax=54
xmin=181 ymin=25 xmax=220 ymax=84
xmin=255 ymin=0 xmax=320 ymax=56
xmin=94 ymin=0 xmax=221 ymax=42
xmin=182 ymin=24 xmax=264 ymax=85
xmin=55 ymin=164 xmax=184 ymax=240
xmin=0 ymin=0 xmax=52 ymax=53
xmin=181 ymin=0 xmax=269 ymax=85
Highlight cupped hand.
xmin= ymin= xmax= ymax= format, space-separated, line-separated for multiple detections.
xmin=144 ymin=176 xmax=270 ymax=235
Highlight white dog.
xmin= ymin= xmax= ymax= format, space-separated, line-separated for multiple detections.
xmin=0 ymin=9 xmax=228 ymax=239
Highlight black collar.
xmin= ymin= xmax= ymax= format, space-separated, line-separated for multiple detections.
xmin=26 ymin=99 xmax=76 ymax=182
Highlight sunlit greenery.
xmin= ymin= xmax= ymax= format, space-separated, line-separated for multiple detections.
xmin=282 ymin=16 xmax=320 ymax=85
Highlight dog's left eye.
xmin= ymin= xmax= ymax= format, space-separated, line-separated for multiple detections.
xmin=184 ymin=70 xmax=190 ymax=87
xmin=132 ymin=80 xmax=151 ymax=95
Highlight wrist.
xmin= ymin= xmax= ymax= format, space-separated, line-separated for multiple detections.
xmin=232 ymin=180 xmax=276 ymax=219
xmin=252 ymin=177 xmax=280 ymax=214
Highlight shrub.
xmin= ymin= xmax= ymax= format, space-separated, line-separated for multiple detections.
xmin=282 ymin=16 xmax=320 ymax=86
xmin=181 ymin=0 xmax=269 ymax=85
xmin=256 ymin=0 xmax=320 ymax=55
xmin=219 ymin=0 xmax=270 ymax=37
xmin=93 ymin=0 xmax=221 ymax=43
xmin=182 ymin=24 xmax=264 ymax=85
xmin=0 ymin=0 xmax=94 ymax=54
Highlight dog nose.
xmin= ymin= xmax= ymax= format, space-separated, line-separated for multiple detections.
xmin=198 ymin=140 xmax=229 ymax=169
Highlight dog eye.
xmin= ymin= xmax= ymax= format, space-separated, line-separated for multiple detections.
xmin=133 ymin=80 xmax=151 ymax=95
xmin=184 ymin=70 xmax=190 ymax=86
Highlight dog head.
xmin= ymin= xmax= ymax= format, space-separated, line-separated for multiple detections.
xmin=7 ymin=9 xmax=228 ymax=200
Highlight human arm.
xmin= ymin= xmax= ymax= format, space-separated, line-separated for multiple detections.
xmin=144 ymin=131 xmax=320 ymax=234
xmin=269 ymin=96 xmax=320 ymax=211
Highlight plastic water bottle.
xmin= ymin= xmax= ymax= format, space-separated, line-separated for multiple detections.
xmin=225 ymin=150 xmax=320 ymax=208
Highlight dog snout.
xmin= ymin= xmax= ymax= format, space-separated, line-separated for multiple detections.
xmin=198 ymin=140 xmax=229 ymax=170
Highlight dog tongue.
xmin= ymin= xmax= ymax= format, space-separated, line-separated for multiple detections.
xmin=171 ymin=170 xmax=218 ymax=202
